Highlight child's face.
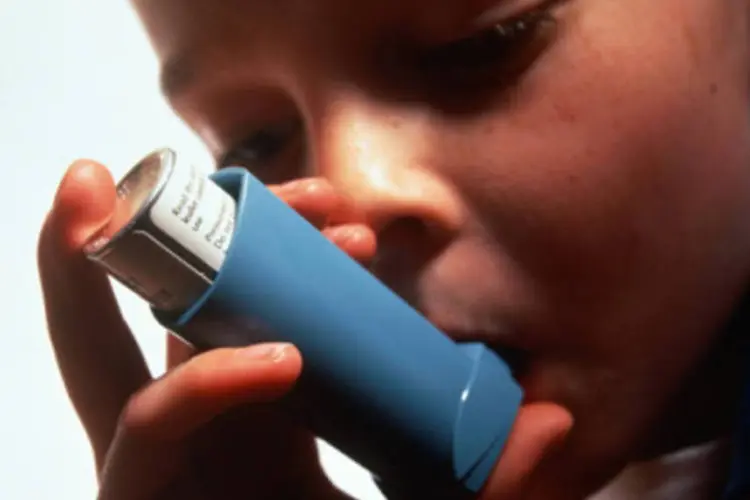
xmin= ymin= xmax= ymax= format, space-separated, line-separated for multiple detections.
xmin=134 ymin=0 xmax=750 ymax=496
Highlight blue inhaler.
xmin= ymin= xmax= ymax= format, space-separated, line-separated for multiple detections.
xmin=88 ymin=149 xmax=523 ymax=496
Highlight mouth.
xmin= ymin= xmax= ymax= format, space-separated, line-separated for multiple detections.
xmin=438 ymin=326 xmax=531 ymax=380
xmin=373 ymin=272 xmax=532 ymax=381
xmin=488 ymin=344 xmax=530 ymax=379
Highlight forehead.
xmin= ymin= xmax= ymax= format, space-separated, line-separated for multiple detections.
xmin=132 ymin=0 xmax=498 ymax=32
xmin=132 ymin=0 xmax=504 ymax=94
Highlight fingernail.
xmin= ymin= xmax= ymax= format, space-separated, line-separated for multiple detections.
xmin=334 ymin=227 xmax=355 ymax=244
xmin=238 ymin=343 xmax=292 ymax=363
xmin=333 ymin=226 xmax=365 ymax=244
xmin=276 ymin=179 xmax=309 ymax=194
xmin=280 ymin=179 xmax=332 ymax=196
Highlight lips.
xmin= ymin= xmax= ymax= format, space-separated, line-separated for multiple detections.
xmin=381 ymin=282 xmax=532 ymax=378
xmin=426 ymin=321 xmax=531 ymax=380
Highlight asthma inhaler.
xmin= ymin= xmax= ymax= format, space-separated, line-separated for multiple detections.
xmin=86 ymin=149 xmax=524 ymax=496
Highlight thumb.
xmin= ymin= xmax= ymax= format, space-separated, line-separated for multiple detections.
xmin=480 ymin=402 xmax=573 ymax=499
xmin=47 ymin=159 xmax=117 ymax=250
xmin=39 ymin=160 xmax=151 ymax=468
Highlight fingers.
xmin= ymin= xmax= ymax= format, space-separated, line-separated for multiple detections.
xmin=269 ymin=179 xmax=343 ymax=228
xmin=322 ymin=224 xmax=377 ymax=263
xmin=38 ymin=160 xmax=151 ymax=468
xmin=98 ymin=343 xmax=302 ymax=500
xmin=269 ymin=178 xmax=378 ymax=264
xmin=480 ymin=402 xmax=573 ymax=499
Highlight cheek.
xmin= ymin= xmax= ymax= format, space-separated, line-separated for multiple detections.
xmin=418 ymin=0 xmax=750 ymax=465
xmin=432 ymin=0 xmax=750 ymax=351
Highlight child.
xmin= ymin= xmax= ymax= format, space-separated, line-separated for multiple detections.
xmin=37 ymin=0 xmax=750 ymax=498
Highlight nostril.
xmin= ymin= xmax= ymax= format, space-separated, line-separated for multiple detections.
xmin=378 ymin=216 xmax=429 ymax=245
xmin=371 ymin=216 xmax=443 ymax=280
xmin=376 ymin=215 xmax=452 ymax=262
xmin=367 ymin=216 xmax=444 ymax=303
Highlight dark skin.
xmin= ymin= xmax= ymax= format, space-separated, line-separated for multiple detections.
xmin=38 ymin=0 xmax=750 ymax=498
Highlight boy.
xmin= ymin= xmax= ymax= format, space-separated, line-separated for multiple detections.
xmin=37 ymin=0 xmax=750 ymax=498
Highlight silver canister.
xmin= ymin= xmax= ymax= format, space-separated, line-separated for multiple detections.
xmin=84 ymin=148 xmax=236 ymax=311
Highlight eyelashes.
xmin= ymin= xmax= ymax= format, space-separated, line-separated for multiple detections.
xmin=218 ymin=119 xmax=303 ymax=178
xmin=414 ymin=7 xmax=556 ymax=84
xmin=219 ymin=6 xmax=558 ymax=177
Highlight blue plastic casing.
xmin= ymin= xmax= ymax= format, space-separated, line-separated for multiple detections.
xmin=153 ymin=168 xmax=523 ymax=495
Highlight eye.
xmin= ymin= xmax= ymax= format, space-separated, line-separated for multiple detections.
xmin=415 ymin=6 xmax=557 ymax=86
xmin=218 ymin=119 xmax=305 ymax=182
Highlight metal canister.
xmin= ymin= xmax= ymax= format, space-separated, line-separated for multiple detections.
xmin=84 ymin=148 xmax=236 ymax=311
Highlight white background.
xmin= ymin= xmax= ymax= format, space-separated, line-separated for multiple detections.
xmin=1 ymin=1 xmax=383 ymax=498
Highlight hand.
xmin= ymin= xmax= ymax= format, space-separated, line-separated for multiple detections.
xmin=37 ymin=160 xmax=376 ymax=499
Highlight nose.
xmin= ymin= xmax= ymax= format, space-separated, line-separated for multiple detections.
xmin=310 ymin=92 xmax=463 ymax=243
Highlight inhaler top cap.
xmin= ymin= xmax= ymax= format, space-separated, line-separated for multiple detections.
xmin=85 ymin=148 xmax=173 ymax=254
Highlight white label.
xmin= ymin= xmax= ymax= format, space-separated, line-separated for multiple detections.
xmin=148 ymin=157 xmax=236 ymax=271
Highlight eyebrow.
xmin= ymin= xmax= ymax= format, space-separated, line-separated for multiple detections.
xmin=156 ymin=0 xmax=495 ymax=98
